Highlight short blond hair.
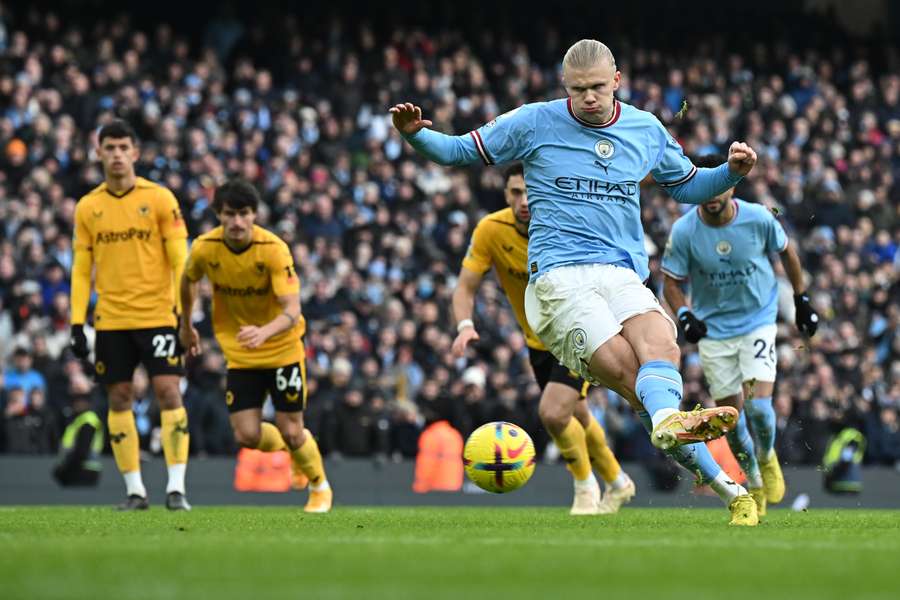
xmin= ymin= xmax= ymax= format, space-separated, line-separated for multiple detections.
xmin=562 ymin=39 xmax=617 ymax=72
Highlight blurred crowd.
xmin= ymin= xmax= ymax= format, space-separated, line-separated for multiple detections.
xmin=1 ymin=3 xmax=899 ymax=470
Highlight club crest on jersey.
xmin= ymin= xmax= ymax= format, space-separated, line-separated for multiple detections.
xmin=594 ymin=139 xmax=615 ymax=160
xmin=716 ymin=240 xmax=733 ymax=256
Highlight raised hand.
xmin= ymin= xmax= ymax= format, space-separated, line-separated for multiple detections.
xmin=727 ymin=141 xmax=758 ymax=176
xmin=389 ymin=102 xmax=433 ymax=136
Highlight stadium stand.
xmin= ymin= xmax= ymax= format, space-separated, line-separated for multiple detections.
xmin=0 ymin=0 xmax=899 ymax=471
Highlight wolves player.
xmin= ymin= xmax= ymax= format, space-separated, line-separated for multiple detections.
xmin=179 ymin=179 xmax=332 ymax=513
xmin=392 ymin=39 xmax=759 ymax=524
xmin=70 ymin=120 xmax=190 ymax=511
xmin=662 ymin=154 xmax=819 ymax=516
xmin=452 ymin=162 xmax=635 ymax=515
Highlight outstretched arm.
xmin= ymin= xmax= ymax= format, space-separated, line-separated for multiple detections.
xmin=390 ymin=102 xmax=483 ymax=166
xmin=666 ymin=142 xmax=757 ymax=205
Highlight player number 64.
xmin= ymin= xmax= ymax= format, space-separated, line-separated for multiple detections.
xmin=275 ymin=366 xmax=302 ymax=391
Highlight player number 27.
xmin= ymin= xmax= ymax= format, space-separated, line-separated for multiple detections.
xmin=275 ymin=366 xmax=302 ymax=392
xmin=753 ymin=339 xmax=775 ymax=363
xmin=152 ymin=334 xmax=177 ymax=358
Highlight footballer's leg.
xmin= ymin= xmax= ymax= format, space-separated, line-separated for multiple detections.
xmin=717 ymin=393 xmax=765 ymax=515
xmin=744 ymin=379 xmax=783 ymax=504
xmin=737 ymin=325 xmax=783 ymax=504
xmin=588 ymin=322 xmax=752 ymax=524
xmin=277 ymin=414 xmax=331 ymax=513
xmin=619 ymin=312 xmax=737 ymax=449
xmin=142 ymin=327 xmax=191 ymax=511
xmin=272 ymin=362 xmax=332 ymax=513
xmin=609 ymin=279 xmax=752 ymax=524
xmin=539 ymin=382 xmax=598 ymax=515
xmin=230 ymin=408 xmax=285 ymax=449
xmin=98 ymin=330 xmax=147 ymax=510
xmin=153 ymin=375 xmax=191 ymax=511
xmin=574 ymin=399 xmax=635 ymax=514
xmin=227 ymin=370 xmax=287 ymax=451
xmin=698 ymin=335 xmax=765 ymax=515
xmin=528 ymin=349 xmax=599 ymax=514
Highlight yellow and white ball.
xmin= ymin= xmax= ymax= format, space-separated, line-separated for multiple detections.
xmin=463 ymin=422 xmax=536 ymax=493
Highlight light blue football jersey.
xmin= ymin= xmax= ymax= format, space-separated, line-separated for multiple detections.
xmin=471 ymin=99 xmax=696 ymax=282
xmin=660 ymin=199 xmax=788 ymax=339
xmin=403 ymin=98 xmax=747 ymax=283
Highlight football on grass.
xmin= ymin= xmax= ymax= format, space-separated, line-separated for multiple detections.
xmin=463 ymin=422 xmax=536 ymax=493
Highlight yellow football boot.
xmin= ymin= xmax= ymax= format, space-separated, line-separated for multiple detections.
xmin=728 ymin=494 xmax=759 ymax=526
xmin=304 ymin=488 xmax=333 ymax=513
xmin=749 ymin=487 xmax=767 ymax=518
xmin=759 ymin=451 xmax=785 ymax=503
xmin=650 ymin=405 xmax=739 ymax=450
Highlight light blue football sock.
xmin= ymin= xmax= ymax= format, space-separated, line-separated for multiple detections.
xmin=635 ymin=361 xmax=683 ymax=429
xmin=725 ymin=411 xmax=762 ymax=488
xmin=744 ymin=395 xmax=776 ymax=461
xmin=637 ymin=409 xmax=722 ymax=485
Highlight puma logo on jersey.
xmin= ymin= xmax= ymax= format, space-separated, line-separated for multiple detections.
xmin=208 ymin=261 xmax=220 ymax=270
xmin=255 ymin=262 xmax=266 ymax=274
xmin=501 ymin=244 xmax=515 ymax=253
xmin=138 ymin=205 xmax=151 ymax=217
xmin=92 ymin=210 xmax=103 ymax=219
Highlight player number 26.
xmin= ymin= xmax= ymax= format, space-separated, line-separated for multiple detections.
xmin=275 ymin=366 xmax=302 ymax=392
xmin=152 ymin=334 xmax=177 ymax=358
xmin=753 ymin=338 xmax=776 ymax=363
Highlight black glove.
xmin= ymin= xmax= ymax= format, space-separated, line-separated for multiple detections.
xmin=794 ymin=291 xmax=819 ymax=337
xmin=678 ymin=309 xmax=708 ymax=343
xmin=70 ymin=325 xmax=89 ymax=359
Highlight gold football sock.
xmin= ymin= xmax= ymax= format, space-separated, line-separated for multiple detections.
xmin=257 ymin=422 xmax=288 ymax=452
xmin=161 ymin=407 xmax=190 ymax=494
xmin=552 ymin=418 xmax=592 ymax=481
xmin=108 ymin=409 xmax=141 ymax=474
xmin=160 ymin=407 xmax=190 ymax=466
xmin=585 ymin=416 xmax=621 ymax=484
xmin=291 ymin=429 xmax=326 ymax=487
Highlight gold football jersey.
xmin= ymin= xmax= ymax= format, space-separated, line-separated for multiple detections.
xmin=462 ymin=208 xmax=545 ymax=350
xmin=73 ymin=177 xmax=186 ymax=330
xmin=185 ymin=225 xmax=306 ymax=369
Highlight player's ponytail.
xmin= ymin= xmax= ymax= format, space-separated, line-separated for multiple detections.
xmin=562 ymin=39 xmax=617 ymax=73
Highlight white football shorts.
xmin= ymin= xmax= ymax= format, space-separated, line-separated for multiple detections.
xmin=524 ymin=263 xmax=676 ymax=384
xmin=697 ymin=323 xmax=778 ymax=400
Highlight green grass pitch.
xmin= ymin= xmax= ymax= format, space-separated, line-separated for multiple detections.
xmin=1 ymin=507 xmax=898 ymax=600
